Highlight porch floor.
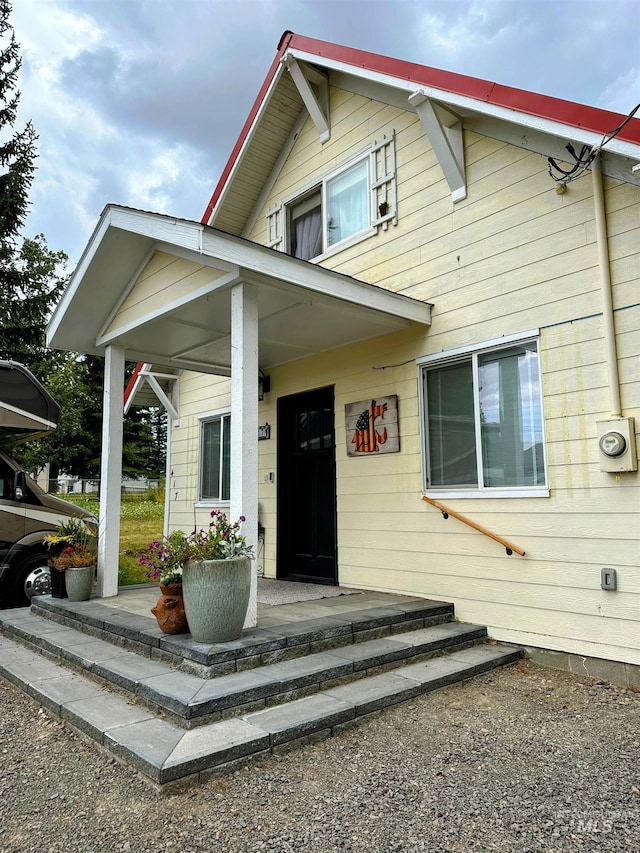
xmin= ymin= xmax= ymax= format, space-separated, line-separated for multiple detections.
xmin=95 ymin=578 xmax=403 ymax=627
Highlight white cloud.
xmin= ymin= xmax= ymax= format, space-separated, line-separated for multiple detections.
xmin=599 ymin=67 xmax=640 ymax=116
xmin=7 ymin=0 xmax=640 ymax=267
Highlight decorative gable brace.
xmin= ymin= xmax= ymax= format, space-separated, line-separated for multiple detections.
xmin=283 ymin=54 xmax=330 ymax=143
xmin=408 ymin=91 xmax=466 ymax=202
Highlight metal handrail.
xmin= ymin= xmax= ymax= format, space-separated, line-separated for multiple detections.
xmin=421 ymin=495 xmax=526 ymax=556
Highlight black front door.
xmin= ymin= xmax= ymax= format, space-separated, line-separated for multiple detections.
xmin=277 ymin=386 xmax=337 ymax=584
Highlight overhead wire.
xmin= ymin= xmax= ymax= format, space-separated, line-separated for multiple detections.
xmin=547 ymin=100 xmax=640 ymax=185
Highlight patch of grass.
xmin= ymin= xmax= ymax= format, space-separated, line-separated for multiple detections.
xmin=59 ymin=492 xmax=164 ymax=586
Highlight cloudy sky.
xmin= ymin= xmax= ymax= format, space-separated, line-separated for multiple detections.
xmin=10 ymin=0 xmax=640 ymax=267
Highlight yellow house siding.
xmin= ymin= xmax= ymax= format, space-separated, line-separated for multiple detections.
xmin=106 ymin=252 xmax=226 ymax=335
xmin=171 ymin=85 xmax=639 ymax=665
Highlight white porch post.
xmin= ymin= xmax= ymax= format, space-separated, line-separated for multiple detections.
xmin=230 ymin=281 xmax=259 ymax=628
xmin=97 ymin=344 xmax=125 ymax=598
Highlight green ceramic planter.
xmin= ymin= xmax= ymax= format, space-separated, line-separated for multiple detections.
xmin=182 ymin=556 xmax=251 ymax=643
xmin=65 ymin=564 xmax=95 ymax=602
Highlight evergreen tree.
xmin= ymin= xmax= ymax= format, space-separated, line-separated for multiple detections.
xmin=0 ymin=0 xmax=33 ymax=243
xmin=0 ymin=2 xmax=165 ymax=483
xmin=0 ymin=0 xmax=68 ymax=375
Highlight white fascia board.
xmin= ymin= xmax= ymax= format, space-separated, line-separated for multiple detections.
xmin=199 ymin=228 xmax=431 ymax=325
xmin=46 ymin=206 xmax=113 ymax=345
xmin=237 ymin=258 xmax=432 ymax=327
xmin=108 ymin=206 xmax=205 ymax=253
xmin=207 ymin=64 xmax=288 ymax=227
xmin=123 ymin=363 xmax=148 ymax=415
xmin=288 ymin=48 xmax=640 ymax=159
xmin=118 ymin=349 xmax=232 ymax=377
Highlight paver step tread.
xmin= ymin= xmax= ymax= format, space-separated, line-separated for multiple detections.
xmin=0 ymin=631 xmax=521 ymax=785
xmin=1 ymin=608 xmax=487 ymax=721
xmin=27 ymin=595 xmax=455 ymax=668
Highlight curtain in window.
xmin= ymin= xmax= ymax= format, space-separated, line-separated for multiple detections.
xmin=292 ymin=207 xmax=322 ymax=260
xmin=326 ymin=160 xmax=369 ymax=247
xmin=290 ymin=191 xmax=322 ymax=261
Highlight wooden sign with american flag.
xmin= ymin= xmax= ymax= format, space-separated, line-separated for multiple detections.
xmin=345 ymin=395 xmax=399 ymax=457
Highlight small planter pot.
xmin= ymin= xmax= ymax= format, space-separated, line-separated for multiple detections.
xmin=182 ymin=556 xmax=251 ymax=643
xmin=64 ymin=565 xmax=95 ymax=602
xmin=49 ymin=565 xmax=68 ymax=599
xmin=151 ymin=583 xmax=188 ymax=634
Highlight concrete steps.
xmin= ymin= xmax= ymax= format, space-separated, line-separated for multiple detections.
xmin=0 ymin=594 xmax=521 ymax=786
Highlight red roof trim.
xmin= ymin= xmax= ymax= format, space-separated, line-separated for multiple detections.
xmin=201 ymin=31 xmax=295 ymax=224
xmin=202 ymin=32 xmax=640 ymax=223
xmin=124 ymin=361 xmax=144 ymax=407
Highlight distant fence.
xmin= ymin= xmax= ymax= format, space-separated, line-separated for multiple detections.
xmin=50 ymin=478 xmax=160 ymax=496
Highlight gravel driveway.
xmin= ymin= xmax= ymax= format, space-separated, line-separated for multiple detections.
xmin=1 ymin=659 xmax=638 ymax=852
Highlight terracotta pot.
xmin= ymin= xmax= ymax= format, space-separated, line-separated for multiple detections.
xmin=151 ymin=583 xmax=188 ymax=634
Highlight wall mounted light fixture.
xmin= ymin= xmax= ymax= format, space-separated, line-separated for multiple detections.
xmin=258 ymin=369 xmax=271 ymax=401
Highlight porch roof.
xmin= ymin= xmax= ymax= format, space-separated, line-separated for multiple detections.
xmin=46 ymin=205 xmax=432 ymax=374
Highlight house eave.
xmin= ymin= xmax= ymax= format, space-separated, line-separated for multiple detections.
xmin=47 ymin=206 xmax=432 ymax=374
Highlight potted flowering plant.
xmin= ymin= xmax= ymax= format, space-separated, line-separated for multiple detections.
xmin=140 ymin=530 xmax=187 ymax=634
xmin=140 ymin=529 xmax=188 ymax=590
xmin=140 ymin=511 xmax=254 ymax=641
xmin=44 ymin=518 xmax=97 ymax=602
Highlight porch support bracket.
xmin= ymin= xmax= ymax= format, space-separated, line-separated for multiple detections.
xmin=97 ymin=344 xmax=125 ymax=598
xmin=409 ymin=90 xmax=466 ymax=202
xmin=284 ymin=54 xmax=330 ymax=143
xmin=230 ymin=281 xmax=259 ymax=629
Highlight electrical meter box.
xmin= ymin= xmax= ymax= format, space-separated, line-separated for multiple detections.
xmin=596 ymin=417 xmax=637 ymax=473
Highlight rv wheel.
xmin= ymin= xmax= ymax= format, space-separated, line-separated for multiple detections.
xmin=13 ymin=554 xmax=52 ymax=606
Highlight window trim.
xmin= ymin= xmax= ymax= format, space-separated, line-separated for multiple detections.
xmin=284 ymin=151 xmax=375 ymax=260
xmin=417 ymin=330 xmax=549 ymax=498
xmin=197 ymin=409 xmax=231 ymax=505
xmin=267 ymin=131 xmax=396 ymax=262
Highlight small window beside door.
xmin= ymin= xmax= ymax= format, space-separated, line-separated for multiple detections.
xmin=199 ymin=413 xmax=231 ymax=502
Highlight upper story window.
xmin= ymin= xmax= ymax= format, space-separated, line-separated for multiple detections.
xmin=199 ymin=412 xmax=231 ymax=502
xmin=267 ymin=132 xmax=396 ymax=261
xmin=418 ymin=333 xmax=549 ymax=498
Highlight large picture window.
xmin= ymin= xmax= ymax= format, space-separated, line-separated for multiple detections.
xmin=200 ymin=413 xmax=231 ymax=502
xmin=419 ymin=335 xmax=548 ymax=496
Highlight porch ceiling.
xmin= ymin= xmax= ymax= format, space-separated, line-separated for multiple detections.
xmin=47 ymin=206 xmax=431 ymax=374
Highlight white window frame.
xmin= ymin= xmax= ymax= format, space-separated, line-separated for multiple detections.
xmin=197 ymin=410 xmax=231 ymax=505
xmin=266 ymin=131 xmax=396 ymax=261
xmin=417 ymin=330 xmax=549 ymax=498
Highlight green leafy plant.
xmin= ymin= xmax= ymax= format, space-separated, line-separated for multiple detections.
xmin=44 ymin=517 xmax=97 ymax=570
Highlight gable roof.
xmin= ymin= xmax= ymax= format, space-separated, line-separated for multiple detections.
xmin=204 ymin=32 xmax=640 ymax=234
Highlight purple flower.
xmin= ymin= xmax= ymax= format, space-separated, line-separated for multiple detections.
xmin=239 ymin=515 xmax=246 ymax=522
